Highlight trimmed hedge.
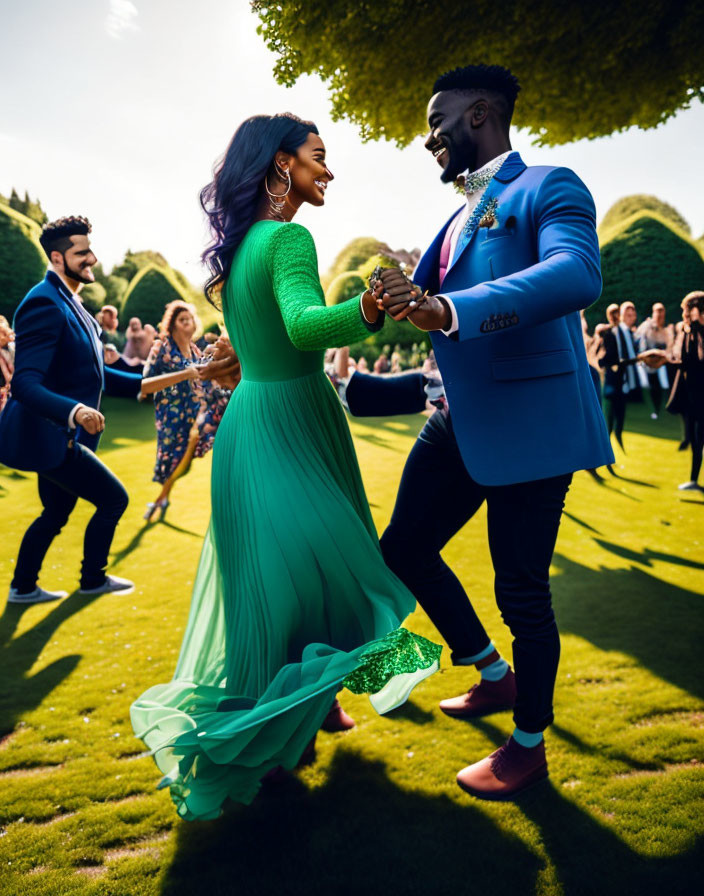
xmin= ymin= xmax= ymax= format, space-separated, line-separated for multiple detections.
xmin=121 ymin=265 xmax=187 ymax=329
xmin=0 ymin=205 xmax=47 ymax=322
xmin=599 ymin=194 xmax=690 ymax=237
xmin=588 ymin=212 xmax=704 ymax=327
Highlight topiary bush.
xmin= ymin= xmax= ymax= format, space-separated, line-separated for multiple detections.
xmin=325 ymin=272 xmax=367 ymax=305
xmin=599 ymin=195 xmax=691 ymax=237
xmin=588 ymin=213 xmax=704 ymax=327
xmin=0 ymin=205 xmax=47 ymax=322
xmin=121 ymin=265 xmax=188 ymax=329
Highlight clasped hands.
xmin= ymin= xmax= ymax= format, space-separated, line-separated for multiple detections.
xmin=636 ymin=348 xmax=668 ymax=369
xmin=372 ymin=268 xmax=451 ymax=332
xmin=196 ymin=335 xmax=242 ymax=390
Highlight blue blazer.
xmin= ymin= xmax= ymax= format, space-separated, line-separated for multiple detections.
xmin=415 ymin=152 xmax=614 ymax=486
xmin=0 ymin=271 xmax=104 ymax=471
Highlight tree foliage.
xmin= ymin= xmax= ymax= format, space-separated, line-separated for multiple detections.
xmin=0 ymin=188 xmax=48 ymax=227
xmin=599 ymin=195 xmax=691 ymax=237
xmin=121 ymin=265 xmax=187 ymax=329
xmin=587 ymin=212 xmax=704 ymax=327
xmin=252 ymin=1 xmax=704 ymax=146
xmin=0 ymin=205 xmax=47 ymax=321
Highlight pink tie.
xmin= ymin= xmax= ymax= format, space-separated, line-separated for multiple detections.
xmin=438 ymin=216 xmax=458 ymax=287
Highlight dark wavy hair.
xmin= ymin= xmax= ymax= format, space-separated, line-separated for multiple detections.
xmin=200 ymin=112 xmax=319 ymax=306
xmin=39 ymin=215 xmax=92 ymax=259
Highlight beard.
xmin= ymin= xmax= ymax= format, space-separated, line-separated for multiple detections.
xmin=439 ymin=119 xmax=481 ymax=184
xmin=63 ymin=257 xmax=95 ymax=285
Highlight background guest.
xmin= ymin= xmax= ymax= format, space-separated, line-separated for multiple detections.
xmin=373 ymin=353 xmax=390 ymax=375
xmin=96 ymin=304 xmax=126 ymax=351
xmin=619 ymin=300 xmax=647 ymax=402
xmin=123 ymin=317 xmax=156 ymax=365
xmin=669 ymin=291 xmax=704 ymax=491
xmin=636 ymin=302 xmax=673 ymax=418
xmin=0 ymin=314 xmax=15 ymax=414
xmin=140 ymin=300 xmax=230 ymax=521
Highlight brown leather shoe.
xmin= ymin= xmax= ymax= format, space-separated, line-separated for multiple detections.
xmin=320 ymin=699 xmax=356 ymax=732
xmin=456 ymin=736 xmax=548 ymax=801
xmin=439 ymin=668 xmax=517 ymax=718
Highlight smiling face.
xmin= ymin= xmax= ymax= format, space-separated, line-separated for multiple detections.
xmin=52 ymin=234 xmax=98 ymax=285
xmin=425 ymin=91 xmax=486 ymax=183
xmin=285 ymin=132 xmax=334 ymax=207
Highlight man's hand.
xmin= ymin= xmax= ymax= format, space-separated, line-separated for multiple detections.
xmin=374 ymin=269 xmax=451 ymax=331
xmin=197 ymin=335 xmax=241 ymax=390
xmin=103 ymin=345 xmax=120 ymax=365
xmin=75 ymin=406 xmax=105 ymax=435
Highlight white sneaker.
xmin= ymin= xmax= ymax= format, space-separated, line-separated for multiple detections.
xmin=7 ymin=586 xmax=68 ymax=605
xmin=79 ymin=575 xmax=135 ymax=596
xmin=678 ymin=481 xmax=703 ymax=491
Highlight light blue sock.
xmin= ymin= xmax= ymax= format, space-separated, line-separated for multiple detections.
xmin=455 ymin=642 xmax=495 ymax=666
xmin=481 ymin=657 xmax=510 ymax=681
xmin=512 ymin=727 xmax=544 ymax=748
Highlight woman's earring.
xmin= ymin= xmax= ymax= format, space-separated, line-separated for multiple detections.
xmin=265 ymin=162 xmax=292 ymax=220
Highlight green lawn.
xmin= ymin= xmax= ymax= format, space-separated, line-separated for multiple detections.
xmin=0 ymin=398 xmax=702 ymax=896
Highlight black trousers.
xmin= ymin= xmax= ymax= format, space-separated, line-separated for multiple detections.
xmin=689 ymin=410 xmax=704 ymax=482
xmin=11 ymin=442 xmax=128 ymax=593
xmin=604 ymin=390 xmax=626 ymax=445
xmin=380 ymin=411 xmax=571 ymax=733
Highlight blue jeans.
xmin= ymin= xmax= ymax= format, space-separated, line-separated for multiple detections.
xmin=11 ymin=442 xmax=128 ymax=592
xmin=380 ymin=411 xmax=571 ymax=732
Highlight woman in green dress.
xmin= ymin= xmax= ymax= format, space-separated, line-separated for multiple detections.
xmin=131 ymin=113 xmax=440 ymax=820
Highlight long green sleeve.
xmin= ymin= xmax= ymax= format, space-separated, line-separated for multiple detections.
xmin=268 ymin=222 xmax=379 ymax=351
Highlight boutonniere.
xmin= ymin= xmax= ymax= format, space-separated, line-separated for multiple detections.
xmin=478 ymin=198 xmax=499 ymax=229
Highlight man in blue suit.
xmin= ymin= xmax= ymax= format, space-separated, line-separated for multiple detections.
xmin=0 ymin=216 xmax=133 ymax=604
xmin=376 ymin=65 xmax=614 ymax=799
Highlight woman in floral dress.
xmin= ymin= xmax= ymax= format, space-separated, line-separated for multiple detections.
xmin=142 ymin=300 xmax=229 ymax=520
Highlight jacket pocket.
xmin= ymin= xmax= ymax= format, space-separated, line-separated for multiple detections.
xmin=491 ymin=350 xmax=577 ymax=381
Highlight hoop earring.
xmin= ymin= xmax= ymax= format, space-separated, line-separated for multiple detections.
xmin=264 ymin=163 xmax=291 ymax=219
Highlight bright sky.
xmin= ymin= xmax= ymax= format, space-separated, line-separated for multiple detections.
xmin=1 ymin=0 xmax=703 ymax=286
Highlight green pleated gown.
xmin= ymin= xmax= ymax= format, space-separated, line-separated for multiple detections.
xmin=131 ymin=221 xmax=440 ymax=819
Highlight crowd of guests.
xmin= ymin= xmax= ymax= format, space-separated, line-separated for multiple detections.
xmin=2 ymin=289 xmax=702 ymax=500
xmin=582 ymin=292 xmax=704 ymax=491
xmin=322 ymin=291 xmax=704 ymax=494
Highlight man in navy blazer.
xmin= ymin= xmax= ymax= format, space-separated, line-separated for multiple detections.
xmin=0 ymin=216 xmax=133 ymax=604
xmin=377 ymin=65 xmax=614 ymax=800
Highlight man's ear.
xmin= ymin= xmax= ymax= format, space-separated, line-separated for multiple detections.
xmin=470 ymin=101 xmax=489 ymax=127
xmin=50 ymin=250 xmax=64 ymax=270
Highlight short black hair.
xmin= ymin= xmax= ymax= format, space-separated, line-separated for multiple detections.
xmin=39 ymin=215 xmax=92 ymax=259
xmin=432 ymin=64 xmax=521 ymax=129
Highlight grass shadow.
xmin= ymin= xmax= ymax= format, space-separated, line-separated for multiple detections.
xmin=594 ymin=539 xmax=704 ymax=571
xmin=552 ymin=553 xmax=704 ymax=701
xmin=160 ymin=749 xmax=541 ymax=896
xmin=0 ymin=592 xmax=101 ymax=736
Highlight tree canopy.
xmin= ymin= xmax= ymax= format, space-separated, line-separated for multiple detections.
xmin=252 ymin=0 xmax=704 ymax=146
xmin=599 ymin=195 xmax=691 ymax=237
